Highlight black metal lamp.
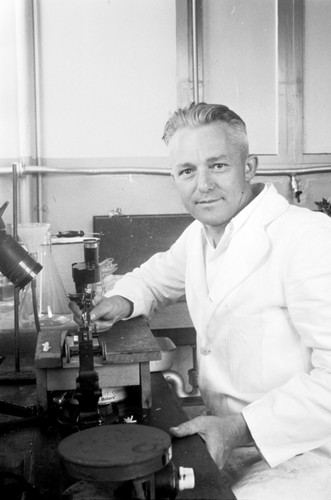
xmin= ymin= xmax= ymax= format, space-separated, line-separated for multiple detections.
xmin=0 ymin=202 xmax=42 ymax=289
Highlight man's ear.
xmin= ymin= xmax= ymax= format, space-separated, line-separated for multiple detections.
xmin=245 ymin=155 xmax=258 ymax=181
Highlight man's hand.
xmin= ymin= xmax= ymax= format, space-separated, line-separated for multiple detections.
xmin=170 ymin=414 xmax=251 ymax=470
xmin=69 ymin=294 xmax=133 ymax=331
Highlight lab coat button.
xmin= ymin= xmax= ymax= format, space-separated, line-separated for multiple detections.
xmin=200 ymin=347 xmax=211 ymax=356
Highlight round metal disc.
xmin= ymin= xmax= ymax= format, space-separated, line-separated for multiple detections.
xmin=58 ymin=424 xmax=172 ymax=482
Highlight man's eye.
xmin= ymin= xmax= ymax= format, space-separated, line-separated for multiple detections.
xmin=179 ymin=168 xmax=193 ymax=176
xmin=212 ymin=163 xmax=226 ymax=170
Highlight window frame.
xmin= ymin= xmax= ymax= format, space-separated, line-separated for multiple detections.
xmin=176 ymin=0 xmax=331 ymax=168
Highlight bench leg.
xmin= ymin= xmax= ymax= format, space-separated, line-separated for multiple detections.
xmin=35 ymin=368 xmax=48 ymax=411
xmin=139 ymin=362 xmax=152 ymax=408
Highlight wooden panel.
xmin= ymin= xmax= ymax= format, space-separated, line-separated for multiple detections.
xmin=93 ymin=214 xmax=193 ymax=274
xmin=46 ymin=363 xmax=140 ymax=391
xmin=99 ymin=317 xmax=161 ymax=364
xmin=35 ymin=330 xmax=65 ymax=369
xmin=34 ymin=318 xmax=161 ymax=369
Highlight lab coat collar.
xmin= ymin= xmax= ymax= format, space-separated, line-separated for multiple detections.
xmin=246 ymin=182 xmax=289 ymax=226
xmin=229 ymin=182 xmax=289 ymax=231
xmin=190 ymin=183 xmax=290 ymax=329
xmin=201 ymin=183 xmax=289 ymax=251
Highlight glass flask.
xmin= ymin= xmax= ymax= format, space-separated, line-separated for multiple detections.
xmin=0 ymin=271 xmax=15 ymax=329
xmin=18 ymin=223 xmax=73 ymax=330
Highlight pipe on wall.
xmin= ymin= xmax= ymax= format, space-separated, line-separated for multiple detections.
xmin=15 ymin=0 xmax=37 ymax=221
xmin=191 ymin=0 xmax=199 ymax=103
xmin=3 ymin=162 xmax=330 ymax=209
xmin=3 ymin=163 xmax=331 ymax=177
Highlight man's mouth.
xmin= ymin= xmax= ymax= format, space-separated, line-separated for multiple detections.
xmin=196 ymin=198 xmax=221 ymax=205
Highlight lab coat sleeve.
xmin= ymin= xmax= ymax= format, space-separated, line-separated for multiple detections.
xmin=242 ymin=219 xmax=331 ymax=467
xmin=104 ymin=223 xmax=192 ymax=319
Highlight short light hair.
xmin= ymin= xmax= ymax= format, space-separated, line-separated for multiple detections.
xmin=162 ymin=102 xmax=249 ymax=159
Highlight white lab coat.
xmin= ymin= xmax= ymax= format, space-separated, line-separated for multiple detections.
xmin=108 ymin=183 xmax=331 ymax=499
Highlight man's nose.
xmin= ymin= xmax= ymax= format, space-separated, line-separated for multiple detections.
xmin=197 ymin=169 xmax=214 ymax=192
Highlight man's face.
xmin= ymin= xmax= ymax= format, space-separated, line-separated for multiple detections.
xmin=169 ymin=122 xmax=256 ymax=237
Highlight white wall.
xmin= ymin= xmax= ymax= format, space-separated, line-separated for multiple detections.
xmin=42 ymin=173 xmax=185 ymax=234
xmin=0 ymin=0 xmax=19 ymax=160
xmin=0 ymin=0 xmax=18 ymax=224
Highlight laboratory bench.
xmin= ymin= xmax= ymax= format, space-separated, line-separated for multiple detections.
xmin=0 ymin=318 xmax=235 ymax=500
xmin=150 ymin=302 xmax=196 ymax=346
xmin=0 ymin=374 xmax=235 ymax=500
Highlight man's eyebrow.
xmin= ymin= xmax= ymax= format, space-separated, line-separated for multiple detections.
xmin=174 ymin=155 xmax=228 ymax=167
xmin=173 ymin=162 xmax=195 ymax=170
xmin=172 ymin=155 xmax=229 ymax=171
xmin=207 ymin=155 xmax=228 ymax=163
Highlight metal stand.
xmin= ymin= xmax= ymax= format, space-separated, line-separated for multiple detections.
xmin=0 ymin=163 xmax=42 ymax=428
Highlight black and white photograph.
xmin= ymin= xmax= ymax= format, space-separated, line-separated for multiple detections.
xmin=0 ymin=1 xmax=331 ymax=499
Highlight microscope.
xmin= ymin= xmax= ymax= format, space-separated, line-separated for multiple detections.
xmin=57 ymin=238 xmax=195 ymax=499
xmin=60 ymin=239 xmax=105 ymax=428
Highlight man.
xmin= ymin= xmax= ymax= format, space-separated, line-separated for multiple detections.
xmin=72 ymin=103 xmax=331 ymax=499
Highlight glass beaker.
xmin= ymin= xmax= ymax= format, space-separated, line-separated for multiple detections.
xmin=18 ymin=223 xmax=51 ymax=259
xmin=18 ymin=224 xmax=73 ymax=330
xmin=0 ymin=273 xmax=14 ymax=304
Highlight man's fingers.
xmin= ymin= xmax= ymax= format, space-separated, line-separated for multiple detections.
xmin=169 ymin=416 xmax=208 ymax=437
xmin=68 ymin=301 xmax=83 ymax=325
xmin=170 ymin=422 xmax=196 ymax=437
xmin=90 ymin=300 xmax=112 ymax=322
xmin=68 ymin=301 xmax=80 ymax=315
xmin=92 ymin=294 xmax=104 ymax=306
xmin=94 ymin=319 xmax=115 ymax=331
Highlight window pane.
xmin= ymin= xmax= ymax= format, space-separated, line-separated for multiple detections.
xmin=202 ymin=0 xmax=278 ymax=155
xmin=303 ymin=0 xmax=331 ymax=154
xmin=37 ymin=0 xmax=177 ymax=158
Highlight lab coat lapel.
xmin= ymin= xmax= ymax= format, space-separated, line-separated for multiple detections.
xmin=186 ymin=224 xmax=211 ymax=328
xmin=208 ymin=225 xmax=270 ymax=307
xmin=205 ymin=184 xmax=289 ymax=320
xmin=187 ymin=223 xmax=270 ymax=335
xmin=187 ymin=183 xmax=289 ymax=332
xmin=190 ymin=226 xmax=209 ymax=299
